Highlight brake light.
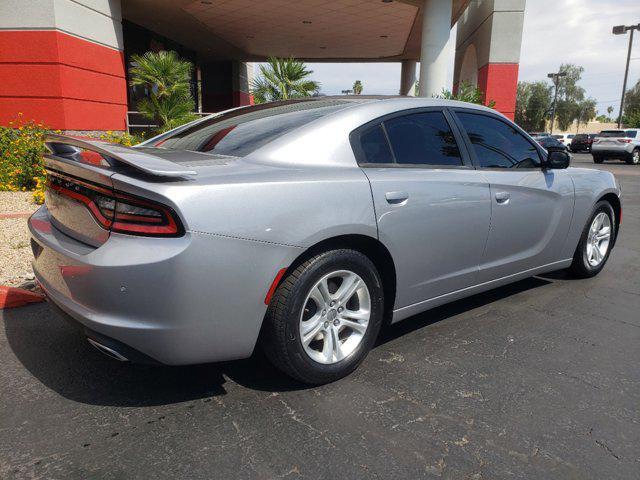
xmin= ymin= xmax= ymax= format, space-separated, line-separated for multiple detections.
xmin=617 ymin=138 xmax=632 ymax=143
xmin=47 ymin=173 xmax=183 ymax=237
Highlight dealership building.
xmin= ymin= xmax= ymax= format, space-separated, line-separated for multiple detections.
xmin=0 ymin=0 xmax=525 ymax=133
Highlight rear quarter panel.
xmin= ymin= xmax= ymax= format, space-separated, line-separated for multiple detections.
xmin=561 ymin=167 xmax=621 ymax=258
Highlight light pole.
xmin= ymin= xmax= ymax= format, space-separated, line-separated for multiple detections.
xmin=613 ymin=24 xmax=640 ymax=128
xmin=547 ymin=71 xmax=567 ymax=134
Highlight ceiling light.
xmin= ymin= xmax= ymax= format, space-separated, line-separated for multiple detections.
xmin=302 ymin=20 xmax=312 ymax=24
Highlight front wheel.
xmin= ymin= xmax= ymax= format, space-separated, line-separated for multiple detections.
xmin=261 ymin=249 xmax=384 ymax=385
xmin=568 ymin=201 xmax=615 ymax=278
xmin=626 ymin=149 xmax=640 ymax=165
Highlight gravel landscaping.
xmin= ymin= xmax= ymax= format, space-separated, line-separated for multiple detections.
xmin=0 ymin=192 xmax=39 ymax=288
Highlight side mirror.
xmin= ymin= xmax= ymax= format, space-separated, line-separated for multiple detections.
xmin=545 ymin=149 xmax=570 ymax=169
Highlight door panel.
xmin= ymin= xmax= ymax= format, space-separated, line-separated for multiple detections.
xmin=365 ymin=168 xmax=491 ymax=309
xmin=478 ymin=169 xmax=574 ymax=281
xmin=450 ymin=108 xmax=576 ymax=282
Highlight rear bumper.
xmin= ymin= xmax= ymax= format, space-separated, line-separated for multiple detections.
xmin=29 ymin=205 xmax=300 ymax=365
xmin=591 ymin=145 xmax=633 ymax=158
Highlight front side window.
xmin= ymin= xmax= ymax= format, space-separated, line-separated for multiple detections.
xmin=456 ymin=112 xmax=541 ymax=168
xmin=383 ymin=112 xmax=463 ymax=166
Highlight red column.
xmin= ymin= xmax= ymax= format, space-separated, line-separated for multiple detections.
xmin=477 ymin=63 xmax=519 ymax=120
xmin=0 ymin=31 xmax=128 ymax=131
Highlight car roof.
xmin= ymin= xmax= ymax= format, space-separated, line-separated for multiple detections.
xmin=246 ymin=96 xmax=502 ymax=168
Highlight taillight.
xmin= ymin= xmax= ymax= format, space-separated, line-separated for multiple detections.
xmin=47 ymin=173 xmax=183 ymax=237
xmin=617 ymin=138 xmax=631 ymax=143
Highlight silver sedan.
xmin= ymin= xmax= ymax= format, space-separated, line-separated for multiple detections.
xmin=29 ymin=97 xmax=621 ymax=384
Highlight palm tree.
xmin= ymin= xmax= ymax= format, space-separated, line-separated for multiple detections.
xmin=251 ymin=57 xmax=320 ymax=103
xmin=353 ymin=80 xmax=363 ymax=95
xmin=129 ymin=51 xmax=197 ymax=132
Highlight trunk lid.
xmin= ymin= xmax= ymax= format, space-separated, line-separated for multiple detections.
xmin=42 ymin=135 xmax=199 ymax=247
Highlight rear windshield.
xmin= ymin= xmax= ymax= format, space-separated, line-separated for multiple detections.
xmin=151 ymin=99 xmax=354 ymax=157
xmin=598 ymin=130 xmax=626 ymax=138
xmin=574 ymin=134 xmax=587 ymax=139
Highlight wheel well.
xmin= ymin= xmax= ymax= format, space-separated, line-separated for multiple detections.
xmin=285 ymin=235 xmax=397 ymax=321
xmin=599 ymin=193 xmax=621 ymax=246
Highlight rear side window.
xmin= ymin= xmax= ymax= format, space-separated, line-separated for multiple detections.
xmin=625 ymin=130 xmax=637 ymax=138
xmin=456 ymin=112 xmax=541 ymax=168
xmin=153 ymin=99 xmax=352 ymax=157
xmin=384 ymin=112 xmax=462 ymax=166
xmin=358 ymin=124 xmax=394 ymax=164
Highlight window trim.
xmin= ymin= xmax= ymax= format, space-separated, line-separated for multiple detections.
xmin=449 ymin=108 xmax=546 ymax=171
xmin=349 ymin=107 xmax=474 ymax=169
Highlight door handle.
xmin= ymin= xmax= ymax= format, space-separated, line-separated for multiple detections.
xmin=385 ymin=191 xmax=409 ymax=205
xmin=495 ymin=191 xmax=510 ymax=204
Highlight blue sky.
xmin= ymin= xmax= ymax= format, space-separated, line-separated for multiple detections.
xmin=272 ymin=0 xmax=640 ymax=117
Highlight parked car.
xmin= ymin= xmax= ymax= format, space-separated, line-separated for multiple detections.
xmin=536 ymin=135 xmax=569 ymax=151
xmin=552 ymin=134 xmax=575 ymax=150
xmin=30 ymin=97 xmax=621 ymax=384
xmin=570 ymin=133 xmax=597 ymax=152
xmin=592 ymin=129 xmax=640 ymax=164
xmin=529 ymin=132 xmax=550 ymax=138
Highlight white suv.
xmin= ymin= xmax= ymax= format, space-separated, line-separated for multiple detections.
xmin=552 ymin=134 xmax=575 ymax=150
xmin=592 ymin=129 xmax=640 ymax=165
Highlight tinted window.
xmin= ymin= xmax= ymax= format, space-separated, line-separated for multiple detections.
xmin=153 ymin=99 xmax=353 ymax=157
xmin=599 ymin=130 xmax=625 ymax=138
xmin=358 ymin=124 xmax=394 ymax=164
xmin=383 ymin=112 xmax=462 ymax=166
xmin=625 ymin=130 xmax=637 ymax=138
xmin=457 ymin=112 xmax=541 ymax=168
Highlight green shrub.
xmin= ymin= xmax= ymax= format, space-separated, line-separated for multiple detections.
xmin=1 ymin=116 xmax=146 ymax=204
xmin=0 ymin=114 xmax=48 ymax=203
xmin=99 ymin=130 xmax=146 ymax=147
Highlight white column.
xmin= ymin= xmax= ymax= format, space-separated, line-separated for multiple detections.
xmin=418 ymin=0 xmax=452 ymax=98
xmin=399 ymin=60 xmax=417 ymax=96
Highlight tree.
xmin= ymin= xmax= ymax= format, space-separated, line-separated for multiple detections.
xmin=251 ymin=57 xmax=320 ymax=103
xmin=353 ymin=80 xmax=363 ymax=95
xmin=515 ymin=81 xmax=552 ymax=132
xmin=129 ymin=51 xmax=197 ymax=133
xmin=436 ymin=82 xmax=495 ymax=108
xmin=553 ymin=64 xmax=597 ymax=131
xmin=607 ymin=105 xmax=614 ymax=117
xmin=623 ymin=79 xmax=640 ymax=127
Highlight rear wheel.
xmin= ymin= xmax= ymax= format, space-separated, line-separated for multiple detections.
xmin=593 ymin=155 xmax=604 ymax=164
xmin=261 ymin=249 xmax=384 ymax=385
xmin=568 ymin=201 xmax=615 ymax=278
xmin=626 ymin=148 xmax=640 ymax=165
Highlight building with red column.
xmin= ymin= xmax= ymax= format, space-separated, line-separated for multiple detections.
xmin=0 ymin=0 xmax=526 ymax=133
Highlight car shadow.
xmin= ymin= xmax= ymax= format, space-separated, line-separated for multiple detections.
xmin=3 ymin=276 xmax=551 ymax=407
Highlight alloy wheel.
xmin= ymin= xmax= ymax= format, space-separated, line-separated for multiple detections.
xmin=299 ymin=270 xmax=370 ymax=364
xmin=585 ymin=212 xmax=611 ymax=267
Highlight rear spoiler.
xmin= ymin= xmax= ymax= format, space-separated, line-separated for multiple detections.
xmin=44 ymin=134 xmax=197 ymax=178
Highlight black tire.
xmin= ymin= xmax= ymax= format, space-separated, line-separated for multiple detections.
xmin=261 ymin=249 xmax=384 ymax=385
xmin=568 ymin=201 xmax=615 ymax=278
xmin=626 ymin=148 xmax=640 ymax=165
xmin=593 ymin=155 xmax=604 ymax=164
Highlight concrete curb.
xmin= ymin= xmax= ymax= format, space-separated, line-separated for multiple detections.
xmin=0 ymin=212 xmax=34 ymax=220
xmin=0 ymin=286 xmax=45 ymax=309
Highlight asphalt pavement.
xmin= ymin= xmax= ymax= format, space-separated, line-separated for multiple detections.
xmin=1 ymin=153 xmax=639 ymax=479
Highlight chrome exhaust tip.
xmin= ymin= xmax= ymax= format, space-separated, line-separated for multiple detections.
xmin=87 ymin=337 xmax=129 ymax=362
